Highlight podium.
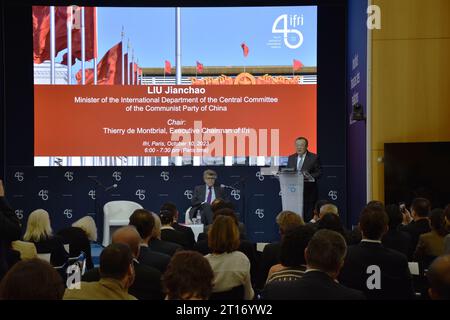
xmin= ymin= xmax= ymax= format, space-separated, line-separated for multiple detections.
xmin=262 ymin=168 xmax=315 ymax=219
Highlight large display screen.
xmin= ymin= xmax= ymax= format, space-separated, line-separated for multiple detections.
xmin=33 ymin=6 xmax=317 ymax=166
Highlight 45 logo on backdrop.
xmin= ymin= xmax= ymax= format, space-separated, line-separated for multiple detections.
xmin=136 ymin=189 xmax=146 ymax=200
xmin=112 ymin=171 xmax=122 ymax=181
xmin=184 ymin=190 xmax=193 ymax=200
xmin=231 ymin=189 xmax=241 ymax=201
xmin=272 ymin=14 xmax=304 ymax=49
xmin=14 ymin=172 xmax=24 ymax=182
xmin=64 ymin=171 xmax=74 ymax=181
xmin=38 ymin=189 xmax=49 ymax=201
xmin=160 ymin=171 xmax=170 ymax=182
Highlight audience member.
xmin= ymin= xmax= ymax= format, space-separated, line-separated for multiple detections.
xmin=264 ymin=225 xmax=315 ymax=284
xmin=205 ymin=215 xmax=254 ymax=300
xmin=444 ymin=205 xmax=450 ymax=254
xmin=427 ymin=254 xmax=450 ymax=300
xmin=0 ymin=179 xmax=21 ymax=280
xmin=309 ymin=199 xmax=330 ymax=224
xmin=82 ymin=226 xmax=163 ymax=300
xmin=382 ymin=204 xmax=413 ymax=258
xmin=400 ymin=198 xmax=431 ymax=251
xmin=129 ymin=209 xmax=170 ymax=273
xmin=57 ymin=215 xmax=97 ymax=270
xmin=159 ymin=208 xmax=189 ymax=248
xmin=339 ymin=206 xmax=414 ymax=299
xmin=160 ymin=202 xmax=195 ymax=249
xmin=262 ymin=230 xmax=365 ymax=300
xmin=317 ymin=213 xmax=350 ymax=243
xmin=0 ymin=258 xmax=64 ymax=300
xmin=163 ymin=251 xmax=214 ymax=300
xmin=148 ymin=213 xmax=183 ymax=256
xmin=23 ymin=209 xmax=68 ymax=266
xmin=414 ymin=208 xmax=448 ymax=267
xmin=256 ymin=211 xmax=304 ymax=290
xmin=65 ymin=243 xmax=136 ymax=300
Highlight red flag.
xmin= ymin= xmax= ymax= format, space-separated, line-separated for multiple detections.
xmin=70 ymin=7 xmax=98 ymax=62
xmin=33 ymin=6 xmax=70 ymax=64
xmin=164 ymin=60 xmax=171 ymax=74
xmin=196 ymin=61 xmax=204 ymax=73
xmin=241 ymin=42 xmax=249 ymax=57
xmin=75 ymin=68 xmax=94 ymax=84
xmin=95 ymin=42 xmax=122 ymax=85
xmin=293 ymin=59 xmax=303 ymax=71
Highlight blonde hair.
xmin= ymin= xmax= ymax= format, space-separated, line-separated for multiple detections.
xmin=151 ymin=212 xmax=161 ymax=239
xmin=319 ymin=204 xmax=339 ymax=218
xmin=276 ymin=211 xmax=304 ymax=235
xmin=23 ymin=209 xmax=52 ymax=242
xmin=72 ymin=216 xmax=97 ymax=241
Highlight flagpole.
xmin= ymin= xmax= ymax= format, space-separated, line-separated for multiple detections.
xmin=136 ymin=58 xmax=139 ymax=85
xmin=132 ymin=49 xmax=134 ymax=85
xmin=175 ymin=7 xmax=182 ymax=85
xmin=121 ymin=26 xmax=124 ymax=85
xmin=50 ymin=6 xmax=55 ymax=84
xmin=66 ymin=7 xmax=72 ymax=85
xmin=127 ymin=39 xmax=130 ymax=85
xmin=81 ymin=6 xmax=86 ymax=84
xmin=94 ymin=8 xmax=98 ymax=85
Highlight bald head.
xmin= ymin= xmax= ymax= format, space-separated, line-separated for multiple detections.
xmin=319 ymin=204 xmax=338 ymax=219
xmin=428 ymin=254 xmax=450 ymax=300
xmin=112 ymin=226 xmax=141 ymax=258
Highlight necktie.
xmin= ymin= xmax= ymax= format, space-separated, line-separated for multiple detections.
xmin=297 ymin=155 xmax=304 ymax=171
xmin=206 ymin=186 xmax=212 ymax=204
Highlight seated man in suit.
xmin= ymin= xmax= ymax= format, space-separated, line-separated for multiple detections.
xmin=191 ymin=169 xmax=229 ymax=225
xmin=80 ymin=227 xmax=164 ymax=300
xmin=287 ymin=137 xmax=322 ymax=222
xmin=339 ymin=206 xmax=414 ymax=300
xmin=65 ymin=243 xmax=136 ymax=300
xmin=261 ymin=229 xmax=365 ymax=300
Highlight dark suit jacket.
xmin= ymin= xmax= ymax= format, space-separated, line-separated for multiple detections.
xmin=191 ymin=185 xmax=229 ymax=225
xmin=382 ymin=229 xmax=413 ymax=260
xmin=192 ymin=185 xmax=229 ymax=206
xmin=82 ymin=261 xmax=163 ymax=300
xmin=161 ymin=228 xmax=189 ymax=248
xmin=57 ymin=226 xmax=94 ymax=270
xmin=138 ymin=246 xmax=171 ymax=273
xmin=0 ymin=197 xmax=21 ymax=280
xmin=287 ymin=152 xmax=321 ymax=205
xmin=262 ymin=270 xmax=365 ymax=300
xmin=148 ymin=238 xmax=182 ymax=257
xmin=172 ymin=223 xmax=196 ymax=249
xmin=339 ymin=241 xmax=414 ymax=300
xmin=400 ymin=219 xmax=431 ymax=255
xmin=287 ymin=152 xmax=322 ymax=179
xmin=32 ymin=236 xmax=68 ymax=267
xmin=256 ymin=242 xmax=281 ymax=290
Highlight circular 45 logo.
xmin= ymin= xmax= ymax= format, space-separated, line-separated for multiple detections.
xmin=255 ymin=209 xmax=265 ymax=219
xmin=184 ymin=190 xmax=193 ymax=200
xmin=14 ymin=172 xmax=24 ymax=181
xmin=136 ymin=189 xmax=146 ymax=200
xmin=231 ymin=189 xmax=241 ymax=200
xmin=160 ymin=171 xmax=170 ymax=181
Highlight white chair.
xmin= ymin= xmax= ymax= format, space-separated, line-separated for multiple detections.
xmin=102 ymin=200 xmax=143 ymax=247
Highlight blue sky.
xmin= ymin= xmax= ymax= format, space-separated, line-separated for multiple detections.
xmin=56 ymin=6 xmax=317 ymax=70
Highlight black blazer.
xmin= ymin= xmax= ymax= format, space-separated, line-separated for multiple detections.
xmin=0 ymin=197 xmax=21 ymax=280
xmin=400 ymin=219 xmax=431 ymax=254
xmin=82 ymin=261 xmax=164 ymax=300
xmin=57 ymin=226 xmax=94 ymax=270
xmin=138 ymin=246 xmax=171 ymax=273
xmin=148 ymin=238 xmax=182 ymax=257
xmin=261 ymin=270 xmax=365 ymax=300
xmin=161 ymin=228 xmax=189 ymax=249
xmin=256 ymin=242 xmax=281 ymax=290
xmin=287 ymin=152 xmax=322 ymax=179
xmin=32 ymin=236 xmax=68 ymax=267
xmin=191 ymin=185 xmax=229 ymax=206
xmin=382 ymin=229 xmax=413 ymax=260
xmin=172 ymin=223 xmax=196 ymax=249
xmin=339 ymin=241 xmax=414 ymax=300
